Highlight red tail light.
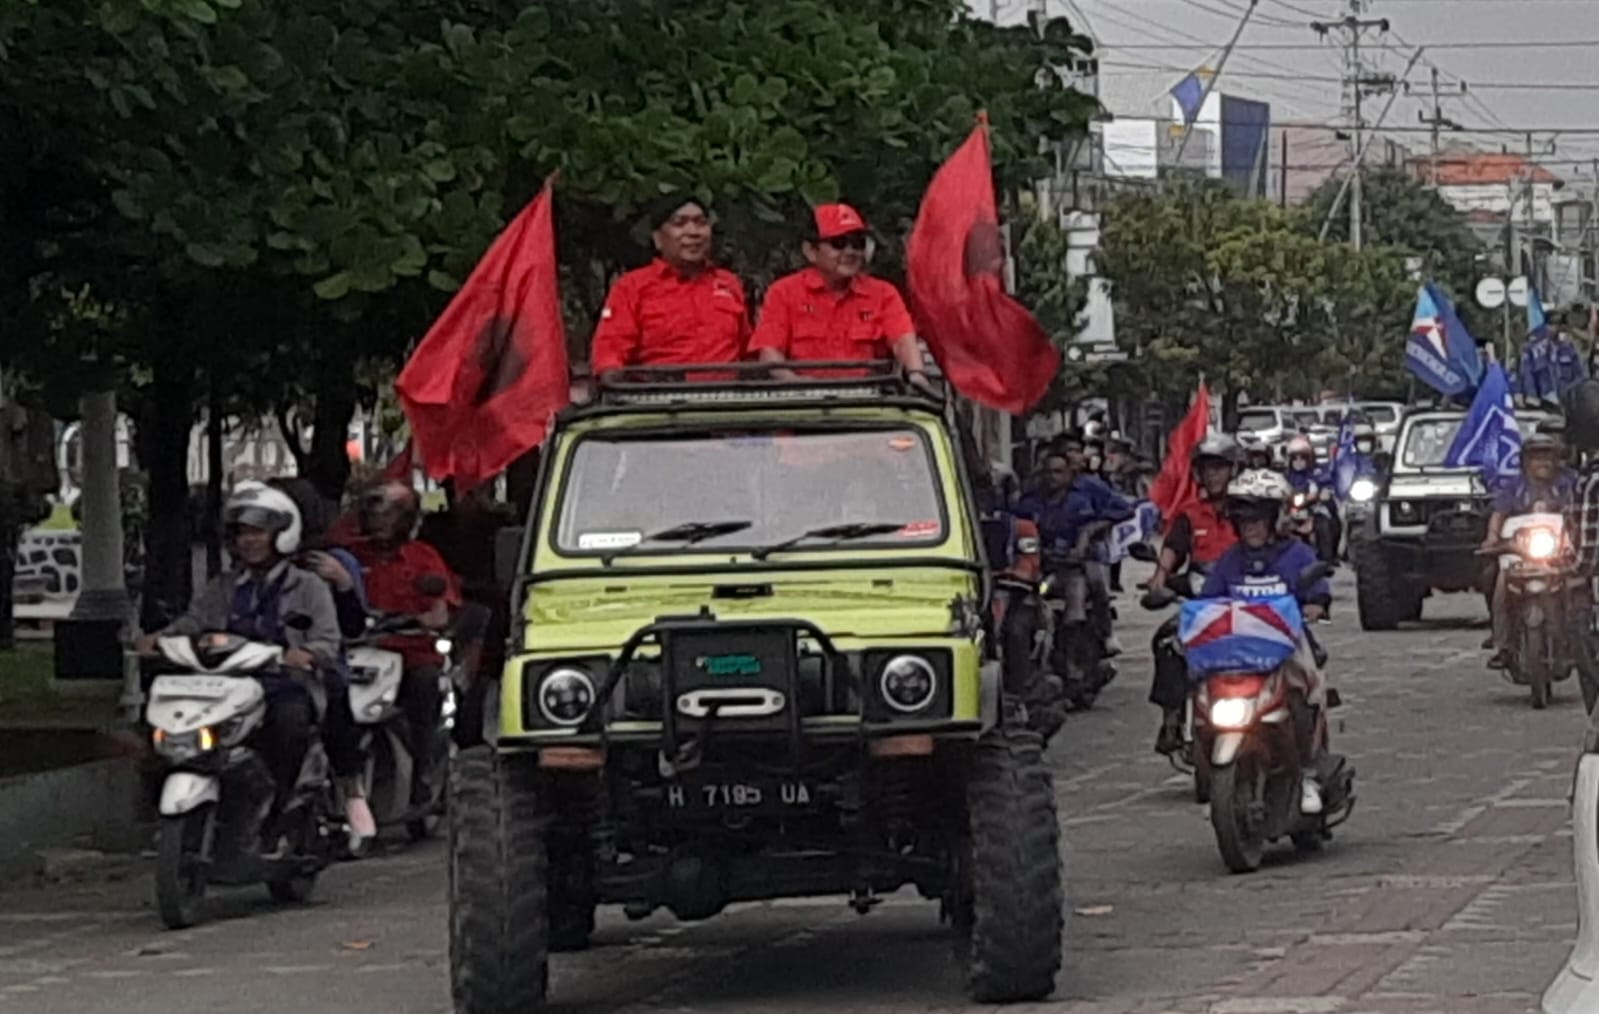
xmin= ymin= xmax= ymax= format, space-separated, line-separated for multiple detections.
xmin=1209 ymin=673 xmax=1268 ymax=699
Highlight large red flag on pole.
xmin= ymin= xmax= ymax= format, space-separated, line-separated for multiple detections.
xmin=396 ymin=177 xmax=569 ymax=491
xmin=1149 ymin=381 xmax=1212 ymax=525
xmin=906 ymin=115 xmax=1060 ymax=414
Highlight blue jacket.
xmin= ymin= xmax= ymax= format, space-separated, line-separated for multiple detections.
xmin=1015 ymin=476 xmax=1135 ymax=552
xmin=1201 ymin=537 xmax=1330 ymax=607
xmin=1493 ymin=469 xmax=1578 ymax=516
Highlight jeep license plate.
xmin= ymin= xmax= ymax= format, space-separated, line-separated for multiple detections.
xmin=665 ymin=780 xmax=815 ymax=811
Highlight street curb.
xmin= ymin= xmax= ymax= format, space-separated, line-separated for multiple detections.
xmin=0 ymin=756 xmax=145 ymax=882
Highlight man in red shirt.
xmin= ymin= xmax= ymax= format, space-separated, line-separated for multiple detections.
xmin=590 ymin=195 xmax=751 ymax=377
xmin=750 ymin=203 xmax=929 ymax=380
xmin=348 ymin=480 xmax=460 ymax=806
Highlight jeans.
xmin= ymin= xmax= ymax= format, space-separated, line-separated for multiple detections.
xmin=399 ymin=663 xmax=444 ymax=804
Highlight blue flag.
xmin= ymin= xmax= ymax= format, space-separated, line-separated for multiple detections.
xmin=1528 ymin=287 xmax=1551 ymax=338
xmin=1444 ymin=362 xmax=1521 ymax=489
xmin=1170 ymin=72 xmax=1207 ymax=125
xmin=1406 ymin=283 xmax=1483 ymax=397
xmin=1330 ymin=408 xmax=1360 ymax=500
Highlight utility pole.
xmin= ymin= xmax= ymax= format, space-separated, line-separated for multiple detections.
xmin=1416 ymin=65 xmax=1464 ymax=187
xmin=1312 ymin=0 xmax=1390 ymax=250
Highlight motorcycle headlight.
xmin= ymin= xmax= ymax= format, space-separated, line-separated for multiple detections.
xmin=435 ymin=637 xmax=454 ymax=657
xmin=1349 ymin=478 xmax=1376 ymax=503
xmin=152 ymin=727 xmax=215 ymax=761
xmin=878 ymin=655 xmax=938 ymax=714
xmin=1209 ymin=697 xmax=1255 ymax=730
xmin=1524 ymin=527 xmax=1558 ymax=561
xmin=538 ymin=668 xmax=596 ymax=727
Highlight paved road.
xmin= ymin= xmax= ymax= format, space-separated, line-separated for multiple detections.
xmin=1 ymin=571 xmax=1589 ymax=1014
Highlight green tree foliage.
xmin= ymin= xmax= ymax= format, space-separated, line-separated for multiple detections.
xmin=1304 ymin=167 xmax=1481 ymax=294
xmin=1096 ymin=180 xmax=1415 ymax=417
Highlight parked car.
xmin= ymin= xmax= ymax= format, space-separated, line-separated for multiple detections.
xmin=1541 ymin=726 xmax=1599 ymax=1012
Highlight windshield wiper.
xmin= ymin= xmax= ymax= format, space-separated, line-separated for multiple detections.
xmin=601 ymin=520 xmax=754 ymax=566
xmin=750 ymin=522 xmax=907 ymax=561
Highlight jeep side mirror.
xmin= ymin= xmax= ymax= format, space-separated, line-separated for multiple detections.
xmin=494 ymin=526 xmax=526 ymax=591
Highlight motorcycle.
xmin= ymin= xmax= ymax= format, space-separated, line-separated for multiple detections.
xmin=145 ymin=631 xmax=338 ymax=928
xmin=1175 ymin=564 xmax=1356 ymax=873
xmin=1286 ymin=484 xmax=1340 ymax=564
xmin=1490 ymin=512 xmax=1583 ymax=710
xmin=985 ymin=514 xmax=1066 ymax=742
xmin=346 ymin=602 xmax=458 ymax=845
xmin=1137 ymin=559 xmax=1213 ymax=803
xmin=1041 ymin=544 xmax=1117 ymax=711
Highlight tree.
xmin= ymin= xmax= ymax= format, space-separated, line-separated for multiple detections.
xmin=1304 ymin=167 xmax=1481 ymax=297
xmin=1096 ymin=180 xmax=1416 ymax=421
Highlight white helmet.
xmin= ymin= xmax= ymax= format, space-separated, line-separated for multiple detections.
xmin=1226 ymin=468 xmax=1291 ymax=504
xmin=1285 ymin=434 xmax=1314 ymax=459
xmin=225 ymin=482 xmax=302 ymax=555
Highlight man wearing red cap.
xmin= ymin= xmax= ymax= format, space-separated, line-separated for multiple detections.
xmin=750 ymin=204 xmax=929 ymax=379
xmin=590 ymin=194 xmax=751 ymax=377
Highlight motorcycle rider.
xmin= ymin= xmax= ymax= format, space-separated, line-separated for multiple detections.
xmin=1565 ymin=379 xmax=1599 ymax=711
xmin=1201 ymin=469 xmax=1333 ymax=814
xmin=267 ymin=477 xmax=377 ymax=844
xmin=136 ymin=485 xmax=341 ymax=852
xmin=347 ymin=480 xmax=460 ymax=808
xmin=1481 ymin=431 xmax=1579 ymax=669
xmin=1015 ymin=437 xmax=1135 ymax=659
xmin=1284 ymin=433 xmax=1340 ymax=563
xmin=1143 ymin=434 xmax=1241 ymax=754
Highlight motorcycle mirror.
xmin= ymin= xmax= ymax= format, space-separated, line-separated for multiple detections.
xmin=415 ymin=574 xmax=449 ymax=597
xmin=1126 ymin=542 xmax=1158 ymax=563
xmin=1296 ymin=561 xmax=1335 ymax=593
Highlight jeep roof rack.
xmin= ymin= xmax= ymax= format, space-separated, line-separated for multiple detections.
xmin=580 ymin=359 xmax=948 ymax=412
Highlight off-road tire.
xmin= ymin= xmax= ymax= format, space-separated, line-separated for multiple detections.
xmin=1353 ymin=543 xmax=1401 ymax=631
xmin=449 ymin=746 xmax=548 ymax=1014
xmin=960 ymin=724 xmax=1064 ymax=1003
xmin=155 ymin=809 xmax=211 ymax=930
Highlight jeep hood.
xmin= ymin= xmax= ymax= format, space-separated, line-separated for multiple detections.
xmin=520 ymin=569 xmax=979 ymax=653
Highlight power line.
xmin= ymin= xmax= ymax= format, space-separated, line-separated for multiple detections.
xmin=1100 ymin=39 xmax=1599 ymax=50
xmin=1101 ymin=62 xmax=1599 ymax=93
xmin=1180 ymin=0 xmax=1306 ymax=29
xmin=1079 ymin=0 xmax=1321 ymax=81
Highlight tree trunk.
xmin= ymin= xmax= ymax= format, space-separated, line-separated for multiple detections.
xmin=1221 ymin=386 xmax=1242 ymax=435
xmin=205 ymin=391 xmax=223 ymax=578
xmin=306 ymin=355 xmax=356 ymax=505
xmin=0 ymin=483 xmax=16 ymax=652
xmin=138 ymin=367 xmax=194 ymax=632
xmin=70 ymin=390 xmax=131 ymax=623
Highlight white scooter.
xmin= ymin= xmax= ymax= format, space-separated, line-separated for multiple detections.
xmin=346 ymin=613 xmax=457 ymax=845
xmin=146 ymin=631 xmax=337 ymax=928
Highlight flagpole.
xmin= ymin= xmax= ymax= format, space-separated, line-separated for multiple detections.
xmin=1171 ymin=0 xmax=1258 ymax=173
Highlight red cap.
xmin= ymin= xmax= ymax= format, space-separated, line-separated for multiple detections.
xmin=813 ymin=203 xmax=868 ymax=240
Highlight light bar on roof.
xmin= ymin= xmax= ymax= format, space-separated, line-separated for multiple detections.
xmin=606 ymin=385 xmax=895 ymax=405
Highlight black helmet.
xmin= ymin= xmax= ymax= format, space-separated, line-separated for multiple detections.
xmin=1564 ymin=379 xmax=1599 ymax=451
xmin=1523 ymin=431 xmax=1563 ymax=457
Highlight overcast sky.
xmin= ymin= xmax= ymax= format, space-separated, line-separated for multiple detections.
xmin=977 ymin=0 xmax=1599 ymax=179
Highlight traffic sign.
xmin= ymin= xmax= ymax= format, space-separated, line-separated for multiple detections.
xmin=1508 ymin=275 xmax=1529 ymax=308
xmin=1475 ymin=277 xmax=1505 ymax=309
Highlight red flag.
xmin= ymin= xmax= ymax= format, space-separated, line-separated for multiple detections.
xmin=396 ymin=178 xmax=569 ymax=491
xmin=906 ymin=118 xmax=1060 ymax=414
xmin=1150 ymin=381 xmax=1212 ymax=525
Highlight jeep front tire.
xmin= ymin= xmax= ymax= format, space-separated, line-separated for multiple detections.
xmin=449 ymin=746 xmax=549 ymax=1014
xmin=960 ymin=724 xmax=1064 ymax=1002
xmin=1354 ymin=542 xmax=1402 ymax=631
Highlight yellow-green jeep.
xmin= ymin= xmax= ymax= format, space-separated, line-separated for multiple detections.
xmin=448 ymin=365 xmax=1064 ymax=1012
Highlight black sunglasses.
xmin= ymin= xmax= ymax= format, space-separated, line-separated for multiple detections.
xmin=817 ymin=234 xmax=868 ymax=251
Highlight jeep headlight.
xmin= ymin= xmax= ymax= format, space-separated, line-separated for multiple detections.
xmin=1349 ymin=478 xmax=1376 ymax=503
xmin=1394 ymin=500 xmax=1417 ymax=520
xmin=879 ymin=655 xmax=938 ymax=713
xmin=538 ymin=668 xmax=596 ymax=727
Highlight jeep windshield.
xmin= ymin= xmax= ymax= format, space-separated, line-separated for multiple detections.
xmin=555 ymin=427 xmax=946 ymax=558
xmin=1399 ymin=411 xmax=1554 ymax=471
xmin=1237 ymin=411 xmax=1278 ymax=432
